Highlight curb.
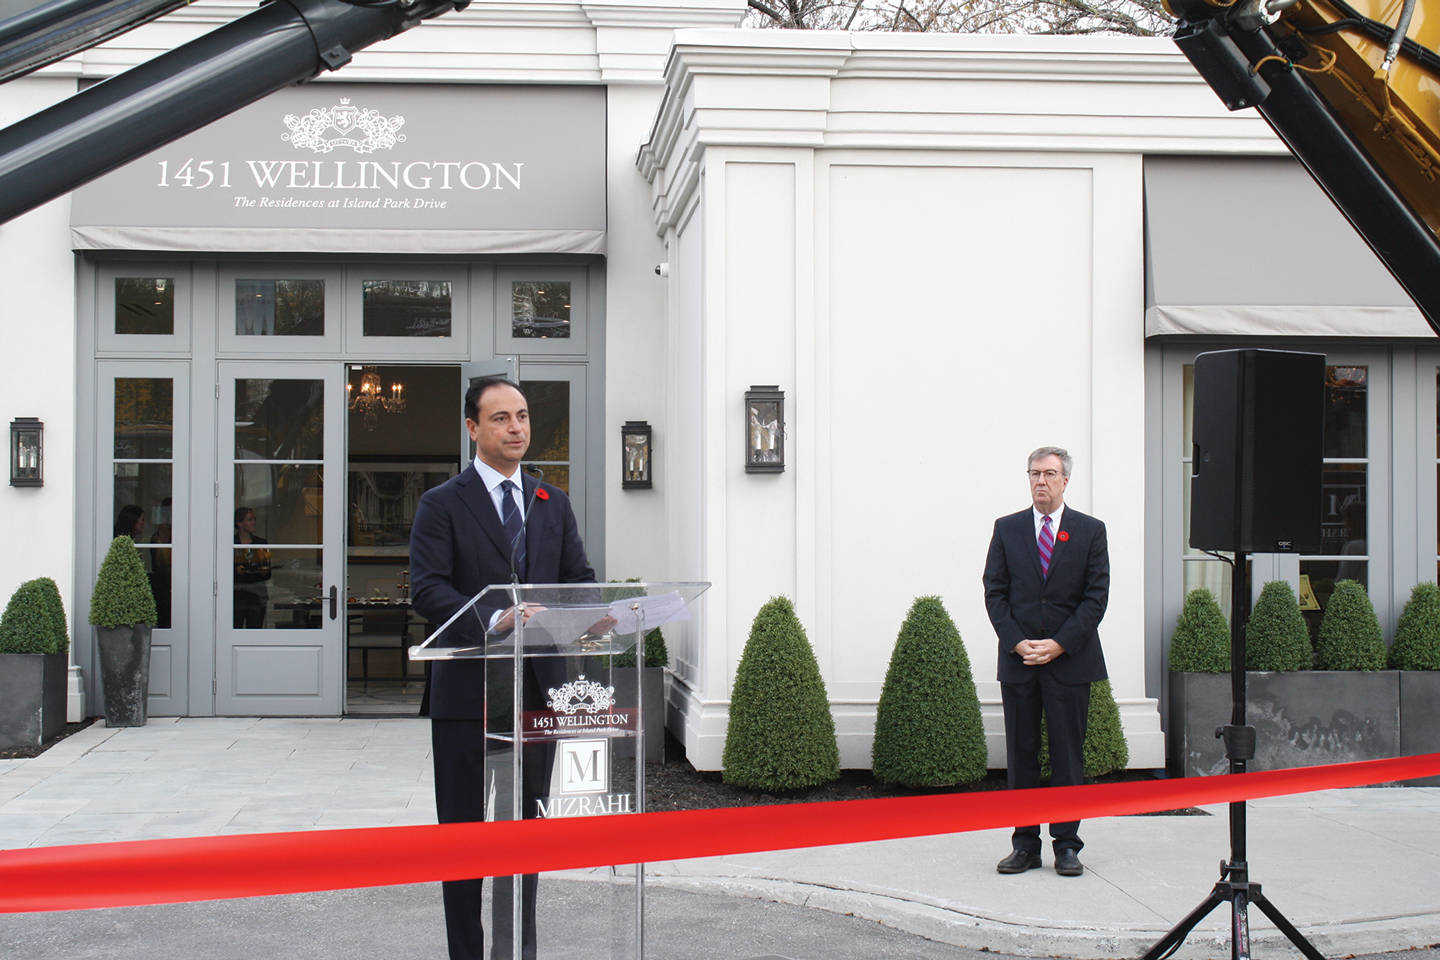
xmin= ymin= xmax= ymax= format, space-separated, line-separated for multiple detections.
xmin=641 ymin=874 xmax=1440 ymax=960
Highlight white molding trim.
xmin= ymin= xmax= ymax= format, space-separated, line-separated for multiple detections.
xmin=639 ymin=32 xmax=1286 ymax=233
xmin=668 ymin=678 xmax=1166 ymax=772
xmin=35 ymin=0 xmax=747 ymax=84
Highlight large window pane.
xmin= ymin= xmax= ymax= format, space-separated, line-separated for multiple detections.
xmin=523 ymin=380 xmax=570 ymax=494
xmin=525 ymin=381 xmax=569 ymax=461
xmin=115 ymin=278 xmax=174 ymax=336
xmin=234 ymin=464 xmax=324 ymax=544
xmin=1320 ymin=464 xmax=1367 ymax=557
xmin=235 ymin=280 xmax=324 ymax=337
xmin=113 ymin=464 xmax=173 ymax=630
xmin=1324 ymin=365 xmax=1367 ymax=458
xmin=235 ymin=379 xmax=324 ymax=460
xmin=512 ymin=281 xmax=571 ymax=339
xmin=233 ymin=548 xmax=323 ymax=630
xmin=113 ymin=463 xmax=172 ymax=538
xmin=1302 ymin=365 xmax=1368 ymax=642
xmin=115 ymin=378 xmax=173 ymax=459
xmin=362 ymin=280 xmax=452 ymax=337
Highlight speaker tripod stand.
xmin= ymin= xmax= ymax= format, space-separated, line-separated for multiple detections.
xmin=1142 ymin=550 xmax=1325 ymax=960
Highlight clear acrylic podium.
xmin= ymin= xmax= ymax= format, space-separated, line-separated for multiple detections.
xmin=411 ymin=581 xmax=710 ymax=960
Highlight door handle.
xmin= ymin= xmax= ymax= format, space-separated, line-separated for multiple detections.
xmin=329 ymin=585 xmax=338 ymax=621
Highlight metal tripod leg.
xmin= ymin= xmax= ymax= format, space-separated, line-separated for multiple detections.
xmin=1142 ymin=886 xmax=1227 ymax=960
xmin=1252 ymin=888 xmax=1326 ymax=960
xmin=1232 ymin=883 xmax=1250 ymax=960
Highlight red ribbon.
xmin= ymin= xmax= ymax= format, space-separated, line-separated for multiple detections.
xmin=2 ymin=752 xmax=1437 ymax=914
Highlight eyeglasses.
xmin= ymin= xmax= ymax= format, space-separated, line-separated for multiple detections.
xmin=1027 ymin=469 xmax=1062 ymax=481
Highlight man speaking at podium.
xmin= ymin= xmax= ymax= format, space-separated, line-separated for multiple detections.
xmin=983 ymin=446 xmax=1109 ymax=878
xmin=410 ymin=376 xmax=596 ymax=960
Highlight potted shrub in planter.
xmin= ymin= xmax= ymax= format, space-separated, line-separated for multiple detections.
xmin=88 ymin=535 xmax=157 ymax=727
xmin=1174 ymin=581 xmax=1320 ymax=777
xmin=1247 ymin=580 xmax=1314 ymax=672
xmin=599 ymin=579 xmax=670 ymax=761
xmin=1244 ymin=579 xmax=1398 ymax=773
xmin=604 ymin=626 xmax=669 ymax=761
xmin=1166 ymin=587 xmax=1230 ymax=777
xmin=0 ymin=578 xmax=70 ymax=749
xmin=1391 ymin=581 xmax=1440 ymax=786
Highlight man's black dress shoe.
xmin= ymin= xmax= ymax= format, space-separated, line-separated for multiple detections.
xmin=1054 ymin=849 xmax=1084 ymax=876
xmin=995 ymin=850 xmax=1042 ymax=874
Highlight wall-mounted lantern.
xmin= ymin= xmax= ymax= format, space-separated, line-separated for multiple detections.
xmin=622 ymin=421 xmax=653 ymax=489
xmin=10 ymin=418 xmax=43 ymax=487
xmin=744 ymin=386 xmax=785 ymax=473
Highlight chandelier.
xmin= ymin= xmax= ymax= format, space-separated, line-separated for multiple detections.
xmin=347 ymin=366 xmax=405 ymax=431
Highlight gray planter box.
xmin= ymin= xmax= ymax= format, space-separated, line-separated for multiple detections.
xmin=96 ymin=623 xmax=151 ymax=727
xmin=1169 ymin=670 xmax=1400 ymax=778
xmin=609 ymin=666 xmax=666 ymax=761
xmin=0 ymin=652 xmax=68 ymax=749
xmin=1400 ymin=671 xmax=1440 ymax=787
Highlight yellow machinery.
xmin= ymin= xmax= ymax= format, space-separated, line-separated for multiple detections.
xmin=1169 ymin=0 xmax=1440 ymax=331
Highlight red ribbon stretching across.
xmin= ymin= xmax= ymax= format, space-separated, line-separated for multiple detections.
xmin=3 ymin=752 xmax=1438 ymax=914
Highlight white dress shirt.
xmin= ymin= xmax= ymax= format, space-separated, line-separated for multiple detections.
xmin=472 ymin=456 xmax=527 ymax=627
xmin=473 ymin=455 xmax=527 ymax=523
xmin=1033 ymin=503 xmax=1064 ymax=543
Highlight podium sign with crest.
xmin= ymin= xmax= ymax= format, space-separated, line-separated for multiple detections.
xmin=411 ymin=581 xmax=709 ymax=960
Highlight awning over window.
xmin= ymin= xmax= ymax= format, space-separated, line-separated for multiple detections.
xmin=1144 ymin=156 xmax=1431 ymax=338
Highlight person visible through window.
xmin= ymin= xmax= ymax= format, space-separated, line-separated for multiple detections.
xmin=233 ymin=507 xmax=271 ymax=629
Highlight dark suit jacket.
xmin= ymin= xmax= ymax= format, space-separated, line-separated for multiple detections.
xmin=409 ymin=464 xmax=596 ymax=719
xmin=983 ymin=506 xmax=1109 ymax=686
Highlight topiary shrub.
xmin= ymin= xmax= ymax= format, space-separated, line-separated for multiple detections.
xmin=871 ymin=596 xmax=987 ymax=787
xmin=1168 ymin=588 xmax=1230 ymax=673
xmin=1246 ymin=580 xmax=1312 ymax=671
xmin=88 ymin=536 xmax=157 ymax=628
xmin=0 ymin=578 xmax=69 ymax=655
xmin=1390 ymin=582 xmax=1440 ymax=670
xmin=599 ymin=578 xmax=669 ymax=668
xmin=1315 ymin=579 xmax=1387 ymax=670
xmin=1039 ymin=678 xmax=1130 ymax=779
xmin=608 ymin=627 xmax=669 ymax=669
xmin=722 ymin=596 xmax=839 ymax=791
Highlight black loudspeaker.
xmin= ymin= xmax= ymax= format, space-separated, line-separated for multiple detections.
xmin=1190 ymin=349 xmax=1324 ymax=553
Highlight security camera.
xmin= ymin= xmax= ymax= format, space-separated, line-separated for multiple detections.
xmin=655 ymin=263 xmax=669 ymax=278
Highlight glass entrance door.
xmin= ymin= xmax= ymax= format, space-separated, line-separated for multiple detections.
xmin=216 ymin=362 xmax=345 ymax=715
xmin=98 ymin=362 xmax=190 ymax=715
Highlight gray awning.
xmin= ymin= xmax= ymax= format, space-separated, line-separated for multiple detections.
xmin=1144 ymin=155 xmax=1432 ymax=337
xmin=70 ymin=83 xmax=607 ymax=256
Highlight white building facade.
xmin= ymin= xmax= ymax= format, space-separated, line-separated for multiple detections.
xmin=3 ymin=2 xmax=1433 ymax=770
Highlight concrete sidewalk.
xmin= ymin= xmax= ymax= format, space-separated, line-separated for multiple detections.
xmin=2 ymin=717 xmax=1438 ymax=960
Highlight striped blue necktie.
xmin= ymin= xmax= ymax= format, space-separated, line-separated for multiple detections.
xmin=1038 ymin=514 xmax=1054 ymax=578
xmin=500 ymin=479 xmax=526 ymax=579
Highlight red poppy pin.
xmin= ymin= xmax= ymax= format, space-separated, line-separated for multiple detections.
xmin=535 ymin=488 xmax=549 ymax=501
xmin=1057 ymin=531 xmax=1069 ymax=542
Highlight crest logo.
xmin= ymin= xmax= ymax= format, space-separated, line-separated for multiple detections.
xmin=547 ymin=675 xmax=616 ymax=715
xmin=283 ymin=98 xmax=405 ymax=154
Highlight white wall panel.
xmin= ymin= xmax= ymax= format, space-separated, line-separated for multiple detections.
xmin=604 ymin=84 xmax=671 ymax=584
xmin=723 ymin=161 xmax=799 ymax=683
xmin=825 ymin=161 xmax=1094 ymax=700
xmin=0 ymin=76 xmax=81 ymax=717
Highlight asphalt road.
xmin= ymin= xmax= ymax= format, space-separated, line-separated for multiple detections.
xmin=2 ymin=879 xmax=1437 ymax=960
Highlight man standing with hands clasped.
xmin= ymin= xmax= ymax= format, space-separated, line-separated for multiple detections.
xmin=983 ymin=446 xmax=1109 ymax=878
